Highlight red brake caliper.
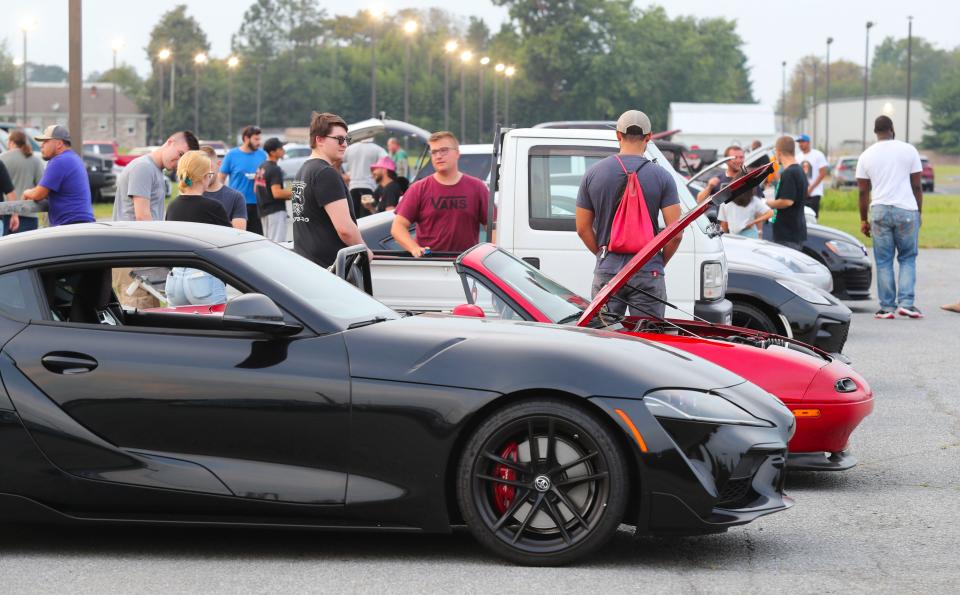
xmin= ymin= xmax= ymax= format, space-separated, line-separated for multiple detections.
xmin=492 ymin=442 xmax=519 ymax=514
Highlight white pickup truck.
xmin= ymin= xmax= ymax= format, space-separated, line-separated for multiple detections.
xmin=358 ymin=127 xmax=733 ymax=323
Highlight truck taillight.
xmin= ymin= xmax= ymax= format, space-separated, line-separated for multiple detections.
xmin=701 ymin=261 xmax=724 ymax=301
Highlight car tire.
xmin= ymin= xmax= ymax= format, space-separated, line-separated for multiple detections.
xmin=457 ymin=398 xmax=629 ymax=566
xmin=731 ymin=300 xmax=780 ymax=334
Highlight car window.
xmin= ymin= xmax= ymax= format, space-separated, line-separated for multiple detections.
xmin=0 ymin=269 xmax=43 ymax=321
xmin=38 ymin=264 xmax=242 ymax=329
xmin=528 ymin=145 xmax=617 ymax=231
xmin=464 ymin=276 xmax=524 ymax=321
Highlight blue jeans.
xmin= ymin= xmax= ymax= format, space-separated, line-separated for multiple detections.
xmin=870 ymin=204 xmax=919 ymax=310
xmin=165 ymin=267 xmax=227 ymax=306
xmin=2 ymin=215 xmax=40 ymax=235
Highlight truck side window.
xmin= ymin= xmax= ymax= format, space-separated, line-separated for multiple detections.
xmin=528 ymin=145 xmax=616 ymax=232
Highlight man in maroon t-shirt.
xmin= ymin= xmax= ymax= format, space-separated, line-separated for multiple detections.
xmin=391 ymin=131 xmax=489 ymax=255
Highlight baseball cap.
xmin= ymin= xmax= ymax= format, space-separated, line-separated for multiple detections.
xmin=616 ymin=110 xmax=652 ymax=135
xmin=795 ymin=134 xmax=811 ymax=143
xmin=370 ymin=156 xmax=396 ymax=172
xmin=34 ymin=124 xmax=72 ymax=144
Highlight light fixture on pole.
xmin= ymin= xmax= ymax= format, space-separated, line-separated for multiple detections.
xmin=493 ymin=63 xmax=505 ymax=131
xmin=444 ymin=40 xmax=459 ymax=130
xmin=826 ymin=37 xmax=833 ymax=159
xmin=504 ymin=66 xmax=516 ymax=127
xmin=460 ymin=50 xmax=473 ymax=141
xmin=403 ymin=20 xmax=418 ymax=123
xmin=193 ymin=52 xmax=207 ymax=137
xmin=227 ymin=56 xmax=239 ymax=142
xmin=18 ymin=16 xmax=37 ymax=126
xmin=906 ymin=16 xmax=913 ymax=143
xmin=479 ymin=56 xmax=490 ymax=142
xmin=368 ymin=5 xmax=385 ymax=118
xmin=157 ymin=48 xmax=171 ymax=142
xmin=862 ymin=21 xmax=874 ymax=151
xmin=781 ymin=60 xmax=787 ymax=133
xmin=111 ymin=38 xmax=125 ymax=141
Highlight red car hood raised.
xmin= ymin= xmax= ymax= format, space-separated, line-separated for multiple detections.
xmin=576 ymin=162 xmax=772 ymax=326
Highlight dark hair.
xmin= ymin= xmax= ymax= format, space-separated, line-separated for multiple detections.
xmin=309 ymin=112 xmax=348 ymax=149
xmin=263 ymin=137 xmax=284 ymax=154
xmin=171 ymin=130 xmax=200 ymax=151
xmin=733 ymin=192 xmax=753 ymax=208
xmin=241 ymin=125 xmax=262 ymax=141
xmin=874 ymin=115 xmax=894 ymax=134
xmin=723 ymin=145 xmax=743 ymax=157
xmin=8 ymin=129 xmax=32 ymax=157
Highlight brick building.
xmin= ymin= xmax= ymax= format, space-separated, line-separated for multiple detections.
xmin=1 ymin=82 xmax=148 ymax=148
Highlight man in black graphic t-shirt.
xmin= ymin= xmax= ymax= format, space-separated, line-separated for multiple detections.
xmin=292 ymin=112 xmax=371 ymax=268
xmin=766 ymin=135 xmax=808 ymax=250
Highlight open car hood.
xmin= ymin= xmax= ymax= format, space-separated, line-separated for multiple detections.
xmin=348 ymin=118 xmax=431 ymax=143
xmin=577 ymin=162 xmax=773 ymax=327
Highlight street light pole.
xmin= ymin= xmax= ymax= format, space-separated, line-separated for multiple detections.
xmin=369 ymin=7 xmax=384 ymax=118
xmin=781 ymin=60 xmax=787 ymax=133
xmin=826 ymin=37 xmax=833 ymax=159
xmin=479 ymin=57 xmax=489 ymax=143
xmin=863 ymin=21 xmax=874 ymax=151
xmin=227 ymin=56 xmax=239 ymax=142
xmin=460 ymin=50 xmax=472 ymax=142
xmin=403 ymin=20 xmax=418 ymax=123
xmin=493 ymin=63 xmax=504 ymax=135
xmin=444 ymin=41 xmax=458 ymax=131
xmin=111 ymin=38 xmax=124 ymax=141
xmin=812 ymin=61 xmax=818 ymax=146
xmin=193 ymin=52 xmax=207 ymax=137
xmin=12 ymin=57 xmax=21 ymax=123
xmin=504 ymin=66 xmax=515 ymax=127
xmin=157 ymin=49 xmax=170 ymax=142
xmin=19 ymin=17 xmax=36 ymax=126
xmin=906 ymin=16 xmax=913 ymax=143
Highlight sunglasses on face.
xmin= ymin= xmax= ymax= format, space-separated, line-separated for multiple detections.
xmin=325 ymin=135 xmax=352 ymax=146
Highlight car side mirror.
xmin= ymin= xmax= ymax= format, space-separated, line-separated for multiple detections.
xmin=222 ymin=293 xmax=302 ymax=335
xmin=452 ymin=304 xmax=485 ymax=318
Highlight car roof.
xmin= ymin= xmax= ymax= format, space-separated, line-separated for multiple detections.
xmin=0 ymin=222 xmax=263 ymax=269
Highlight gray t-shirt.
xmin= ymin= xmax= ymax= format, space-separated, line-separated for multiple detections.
xmin=342 ymin=141 xmax=387 ymax=191
xmin=204 ymin=186 xmax=247 ymax=222
xmin=112 ymin=153 xmax=167 ymax=221
xmin=576 ymin=154 xmax=679 ymax=274
xmin=0 ymin=151 xmax=45 ymax=218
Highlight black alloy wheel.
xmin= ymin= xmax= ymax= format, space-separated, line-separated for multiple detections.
xmin=731 ymin=301 xmax=780 ymax=334
xmin=457 ymin=399 xmax=629 ymax=566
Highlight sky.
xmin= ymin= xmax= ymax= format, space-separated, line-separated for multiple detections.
xmin=2 ymin=1 xmax=957 ymax=109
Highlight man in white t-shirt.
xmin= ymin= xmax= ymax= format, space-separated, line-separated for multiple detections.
xmin=856 ymin=115 xmax=923 ymax=320
xmin=795 ymin=134 xmax=828 ymax=217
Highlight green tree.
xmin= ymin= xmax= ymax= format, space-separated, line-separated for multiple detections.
xmin=871 ymin=36 xmax=953 ymax=99
xmin=27 ymin=63 xmax=68 ymax=83
xmin=783 ymin=58 xmax=865 ymax=122
xmin=0 ymin=43 xmax=17 ymax=106
xmin=922 ymin=61 xmax=960 ymax=153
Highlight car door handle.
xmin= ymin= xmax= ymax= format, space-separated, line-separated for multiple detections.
xmin=522 ymin=257 xmax=540 ymax=269
xmin=41 ymin=353 xmax=99 ymax=375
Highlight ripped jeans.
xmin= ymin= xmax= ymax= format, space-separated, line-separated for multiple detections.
xmin=869 ymin=204 xmax=919 ymax=310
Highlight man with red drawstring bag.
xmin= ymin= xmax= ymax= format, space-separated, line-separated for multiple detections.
xmin=575 ymin=110 xmax=682 ymax=318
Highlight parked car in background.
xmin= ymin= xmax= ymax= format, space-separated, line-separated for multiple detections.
xmin=920 ymin=156 xmax=934 ymax=192
xmin=282 ymin=143 xmax=311 ymax=159
xmin=831 ymin=156 xmax=859 ymax=189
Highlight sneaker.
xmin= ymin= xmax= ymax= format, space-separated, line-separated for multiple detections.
xmin=874 ymin=310 xmax=895 ymax=319
xmin=897 ymin=306 xmax=924 ymax=319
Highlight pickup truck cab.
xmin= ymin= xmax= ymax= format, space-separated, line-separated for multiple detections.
xmin=362 ymin=128 xmax=732 ymax=323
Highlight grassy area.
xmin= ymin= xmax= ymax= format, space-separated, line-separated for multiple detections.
xmin=819 ymin=189 xmax=960 ymax=248
xmin=935 ymin=164 xmax=960 ymax=184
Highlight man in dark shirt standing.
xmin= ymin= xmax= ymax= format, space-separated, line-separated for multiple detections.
xmin=254 ymin=137 xmax=292 ymax=242
xmin=575 ymin=110 xmax=681 ymax=318
xmin=369 ymin=156 xmax=402 ymax=213
xmin=766 ymin=135 xmax=808 ymax=250
xmin=292 ymin=112 xmax=371 ymax=268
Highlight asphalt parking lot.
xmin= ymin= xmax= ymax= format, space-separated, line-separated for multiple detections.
xmin=1 ymin=251 xmax=957 ymax=594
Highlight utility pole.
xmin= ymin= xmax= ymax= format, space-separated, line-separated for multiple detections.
xmin=906 ymin=16 xmax=913 ymax=143
xmin=826 ymin=37 xmax=833 ymax=159
xmin=68 ymin=1 xmax=82 ymax=152
xmin=812 ymin=62 xmax=818 ymax=146
xmin=781 ymin=60 xmax=787 ymax=133
xmin=863 ymin=21 xmax=874 ymax=151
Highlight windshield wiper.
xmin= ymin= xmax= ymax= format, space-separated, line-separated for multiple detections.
xmin=555 ymin=310 xmax=586 ymax=325
xmin=348 ymin=316 xmax=390 ymax=329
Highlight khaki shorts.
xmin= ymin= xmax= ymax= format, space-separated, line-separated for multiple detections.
xmin=112 ymin=267 xmax=162 ymax=310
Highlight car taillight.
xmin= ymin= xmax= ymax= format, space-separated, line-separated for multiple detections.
xmin=702 ymin=261 xmax=724 ymax=301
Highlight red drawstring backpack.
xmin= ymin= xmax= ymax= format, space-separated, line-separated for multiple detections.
xmin=608 ymin=156 xmax=655 ymax=254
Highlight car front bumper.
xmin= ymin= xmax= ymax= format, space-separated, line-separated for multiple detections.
xmin=694 ymin=298 xmax=733 ymax=325
xmin=779 ymin=296 xmax=851 ymax=353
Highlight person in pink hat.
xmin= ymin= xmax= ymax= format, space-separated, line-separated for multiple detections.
xmin=367 ymin=155 xmax=404 ymax=214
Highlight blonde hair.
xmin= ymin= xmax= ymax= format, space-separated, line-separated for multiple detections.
xmin=176 ymin=150 xmax=211 ymax=193
xmin=428 ymin=130 xmax=459 ymax=147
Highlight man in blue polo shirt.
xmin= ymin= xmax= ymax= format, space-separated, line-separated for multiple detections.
xmin=21 ymin=125 xmax=95 ymax=226
xmin=219 ymin=125 xmax=267 ymax=235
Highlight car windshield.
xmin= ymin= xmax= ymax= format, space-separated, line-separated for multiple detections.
xmin=480 ymin=249 xmax=586 ymax=323
xmin=88 ymin=143 xmax=114 ymax=154
xmin=224 ymin=241 xmax=397 ymax=324
xmin=417 ymin=153 xmax=492 ymax=181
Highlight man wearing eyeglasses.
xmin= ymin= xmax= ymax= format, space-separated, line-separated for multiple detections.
xmin=292 ymin=112 xmax=372 ymax=268
xmin=342 ymin=137 xmax=387 ymax=219
xmin=112 ymin=130 xmax=199 ymax=222
xmin=391 ymin=131 xmax=489 ymax=256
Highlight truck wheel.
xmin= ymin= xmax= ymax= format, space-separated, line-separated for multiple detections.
xmin=731 ymin=301 xmax=780 ymax=334
xmin=457 ymin=398 xmax=629 ymax=566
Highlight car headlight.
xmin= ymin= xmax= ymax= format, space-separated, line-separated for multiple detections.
xmin=825 ymin=240 xmax=866 ymax=258
xmin=776 ymin=279 xmax=833 ymax=305
xmin=644 ymin=389 xmax=773 ymax=427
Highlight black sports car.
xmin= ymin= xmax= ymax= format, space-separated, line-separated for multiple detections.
xmin=799 ymin=223 xmax=872 ymax=301
xmin=0 ymin=222 xmax=793 ymax=565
